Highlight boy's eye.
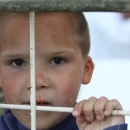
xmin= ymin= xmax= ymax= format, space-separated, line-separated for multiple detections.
xmin=11 ymin=59 xmax=25 ymax=67
xmin=51 ymin=57 xmax=65 ymax=64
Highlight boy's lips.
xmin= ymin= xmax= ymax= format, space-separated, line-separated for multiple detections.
xmin=23 ymin=100 xmax=51 ymax=106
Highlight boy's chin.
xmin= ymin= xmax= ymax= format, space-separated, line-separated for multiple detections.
xmin=13 ymin=110 xmax=69 ymax=130
xmin=25 ymin=114 xmax=69 ymax=130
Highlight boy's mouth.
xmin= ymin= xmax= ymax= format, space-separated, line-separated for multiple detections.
xmin=23 ymin=100 xmax=51 ymax=106
xmin=36 ymin=101 xmax=51 ymax=106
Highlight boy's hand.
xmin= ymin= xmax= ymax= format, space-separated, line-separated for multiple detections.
xmin=72 ymin=97 xmax=125 ymax=130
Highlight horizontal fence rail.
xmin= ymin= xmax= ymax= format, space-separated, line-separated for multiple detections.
xmin=0 ymin=0 xmax=129 ymax=12
xmin=1 ymin=104 xmax=130 ymax=116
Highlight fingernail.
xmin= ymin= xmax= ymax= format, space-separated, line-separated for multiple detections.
xmin=96 ymin=116 xmax=102 ymax=120
xmin=104 ymin=110 xmax=108 ymax=115
xmin=85 ymin=117 xmax=91 ymax=121
xmin=73 ymin=110 xmax=79 ymax=116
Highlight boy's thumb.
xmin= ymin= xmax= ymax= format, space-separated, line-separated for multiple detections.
xmin=75 ymin=114 xmax=88 ymax=130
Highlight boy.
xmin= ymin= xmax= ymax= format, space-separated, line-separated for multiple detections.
xmin=0 ymin=12 xmax=127 ymax=130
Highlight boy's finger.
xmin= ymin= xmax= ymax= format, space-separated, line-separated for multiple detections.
xmin=94 ymin=96 xmax=108 ymax=120
xmin=83 ymin=96 xmax=97 ymax=121
xmin=76 ymin=113 xmax=89 ymax=130
xmin=104 ymin=99 xmax=123 ymax=116
xmin=72 ymin=100 xmax=87 ymax=116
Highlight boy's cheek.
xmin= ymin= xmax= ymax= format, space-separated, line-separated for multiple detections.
xmin=1 ymin=79 xmax=18 ymax=102
xmin=1 ymin=77 xmax=25 ymax=104
xmin=55 ymin=81 xmax=79 ymax=106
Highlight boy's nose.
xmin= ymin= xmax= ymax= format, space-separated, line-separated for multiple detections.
xmin=35 ymin=73 xmax=49 ymax=89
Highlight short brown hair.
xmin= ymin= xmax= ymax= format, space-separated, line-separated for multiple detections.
xmin=71 ymin=12 xmax=90 ymax=57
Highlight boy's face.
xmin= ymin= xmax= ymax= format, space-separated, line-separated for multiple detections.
xmin=0 ymin=13 xmax=94 ymax=129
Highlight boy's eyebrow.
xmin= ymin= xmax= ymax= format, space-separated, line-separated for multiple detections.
xmin=1 ymin=49 xmax=75 ymax=57
xmin=1 ymin=53 xmax=29 ymax=58
xmin=42 ymin=49 xmax=75 ymax=56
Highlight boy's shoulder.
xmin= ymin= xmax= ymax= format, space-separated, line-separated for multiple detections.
xmin=0 ymin=110 xmax=78 ymax=130
xmin=50 ymin=114 xmax=78 ymax=130
xmin=0 ymin=109 xmax=28 ymax=130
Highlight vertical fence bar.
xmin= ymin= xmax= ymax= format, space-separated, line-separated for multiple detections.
xmin=30 ymin=12 xmax=36 ymax=130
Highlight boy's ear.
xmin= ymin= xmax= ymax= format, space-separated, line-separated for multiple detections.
xmin=82 ymin=56 xmax=94 ymax=84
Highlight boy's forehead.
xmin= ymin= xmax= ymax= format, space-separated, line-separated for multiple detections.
xmin=6 ymin=12 xmax=74 ymax=29
xmin=37 ymin=13 xmax=75 ymax=32
xmin=1 ymin=13 xmax=77 ymax=48
xmin=3 ymin=12 xmax=75 ymax=40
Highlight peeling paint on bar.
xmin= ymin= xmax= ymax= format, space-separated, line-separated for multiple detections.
xmin=0 ymin=0 xmax=129 ymax=12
